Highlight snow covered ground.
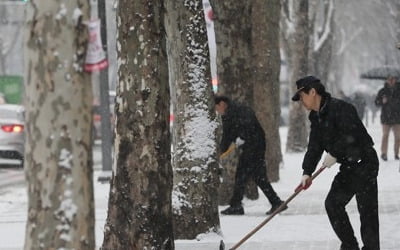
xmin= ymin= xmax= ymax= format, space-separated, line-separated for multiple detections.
xmin=0 ymin=116 xmax=399 ymax=250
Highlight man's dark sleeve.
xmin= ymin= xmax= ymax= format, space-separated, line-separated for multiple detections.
xmin=329 ymin=103 xmax=373 ymax=162
xmin=220 ymin=115 xmax=237 ymax=153
xmin=302 ymin=123 xmax=324 ymax=176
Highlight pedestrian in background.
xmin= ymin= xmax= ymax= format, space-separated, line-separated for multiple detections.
xmin=292 ymin=76 xmax=380 ymax=250
xmin=215 ymin=95 xmax=286 ymax=215
xmin=374 ymin=76 xmax=400 ymax=161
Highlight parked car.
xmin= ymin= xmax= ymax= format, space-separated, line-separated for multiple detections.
xmin=0 ymin=104 xmax=25 ymax=166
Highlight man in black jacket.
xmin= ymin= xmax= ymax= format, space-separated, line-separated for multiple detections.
xmin=215 ymin=96 xmax=286 ymax=215
xmin=374 ymin=76 xmax=400 ymax=161
xmin=293 ymin=76 xmax=380 ymax=250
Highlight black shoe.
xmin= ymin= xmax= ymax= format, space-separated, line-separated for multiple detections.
xmin=395 ymin=155 xmax=399 ymax=160
xmin=221 ymin=205 xmax=244 ymax=215
xmin=266 ymin=201 xmax=288 ymax=215
xmin=340 ymin=244 xmax=360 ymax=250
xmin=381 ymin=154 xmax=387 ymax=161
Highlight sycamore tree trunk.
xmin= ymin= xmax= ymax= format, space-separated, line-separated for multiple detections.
xmin=0 ymin=3 xmax=24 ymax=75
xmin=24 ymin=1 xmax=95 ymax=249
xmin=397 ymin=1 xmax=400 ymax=46
xmin=281 ymin=0 xmax=310 ymax=152
xmin=309 ymin=0 xmax=335 ymax=88
xmin=211 ymin=0 xmax=258 ymax=204
xmin=251 ymin=0 xmax=282 ymax=182
xmin=210 ymin=1 xmax=253 ymax=103
xmin=165 ymin=0 xmax=221 ymax=239
xmin=101 ymin=0 xmax=174 ymax=249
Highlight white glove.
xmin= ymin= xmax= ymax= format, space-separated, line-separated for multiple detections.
xmin=301 ymin=175 xmax=311 ymax=188
xmin=322 ymin=153 xmax=337 ymax=168
xmin=295 ymin=174 xmax=311 ymax=192
xmin=235 ymin=137 xmax=245 ymax=146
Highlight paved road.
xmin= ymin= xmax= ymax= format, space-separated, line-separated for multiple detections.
xmin=0 ymin=167 xmax=24 ymax=189
xmin=0 ymin=143 xmax=103 ymax=188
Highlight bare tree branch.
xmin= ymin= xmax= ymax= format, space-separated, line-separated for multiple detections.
xmin=313 ymin=0 xmax=334 ymax=52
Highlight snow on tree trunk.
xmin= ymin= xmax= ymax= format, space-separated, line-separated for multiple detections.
xmin=282 ymin=0 xmax=310 ymax=152
xmin=101 ymin=1 xmax=174 ymax=249
xmin=210 ymin=0 xmax=259 ymax=203
xmin=165 ymin=0 xmax=221 ymax=239
xmin=24 ymin=1 xmax=95 ymax=249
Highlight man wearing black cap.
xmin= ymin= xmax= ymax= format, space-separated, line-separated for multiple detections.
xmin=293 ymin=76 xmax=380 ymax=250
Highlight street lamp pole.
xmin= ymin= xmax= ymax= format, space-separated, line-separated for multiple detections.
xmin=97 ymin=0 xmax=113 ymax=182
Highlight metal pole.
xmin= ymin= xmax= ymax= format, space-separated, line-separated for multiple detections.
xmin=97 ymin=0 xmax=113 ymax=182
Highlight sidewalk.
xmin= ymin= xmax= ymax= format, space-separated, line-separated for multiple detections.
xmin=179 ymin=123 xmax=400 ymax=249
xmin=178 ymin=154 xmax=400 ymax=250
xmin=0 ymin=124 xmax=399 ymax=249
xmin=1 ymin=157 xmax=398 ymax=250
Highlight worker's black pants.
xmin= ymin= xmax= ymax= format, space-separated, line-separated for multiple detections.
xmin=230 ymin=147 xmax=281 ymax=207
xmin=325 ymin=156 xmax=380 ymax=250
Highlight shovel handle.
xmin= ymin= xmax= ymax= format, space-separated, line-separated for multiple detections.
xmin=228 ymin=166 xmax=327 ymax=250
xmin=294 ymin=166 xmax=327 ymax=192
xmin=220 ymin=143 xmax=236 ymax=159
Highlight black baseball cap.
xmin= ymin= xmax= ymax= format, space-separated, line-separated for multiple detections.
xmin=291 ymin=76 xmax=321 ymax=101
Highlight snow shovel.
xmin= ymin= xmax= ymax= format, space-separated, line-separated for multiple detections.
xmin=219 ymin=165 xmax=327 ymax=250
xmin=220 ymin=143 xmax=236 ymax=159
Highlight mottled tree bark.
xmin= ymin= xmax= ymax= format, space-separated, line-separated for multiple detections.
xmin=101 ymin=0 xmax=174 ymax=249
xmin=24 ymin=1 xmax=95 ymax=249
xmin=252 ymin=0 xmax=282 ymax=182
xmin=396 ymin=1 xmax=400 ymax=46
xmin=0 ymin=4 xmax=24 ymax=75
xmin=309 ymin=0 xmax=335 ymax=89
xmin=211 ymin=0 xmax=259 ymax=204
xmin=166 ymin=0 xmax=221 ymax=239
xmin=210 ymin=1 xmax=253 ymax=103
xmin=282 ymin=0 xmax=310 ymax=152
